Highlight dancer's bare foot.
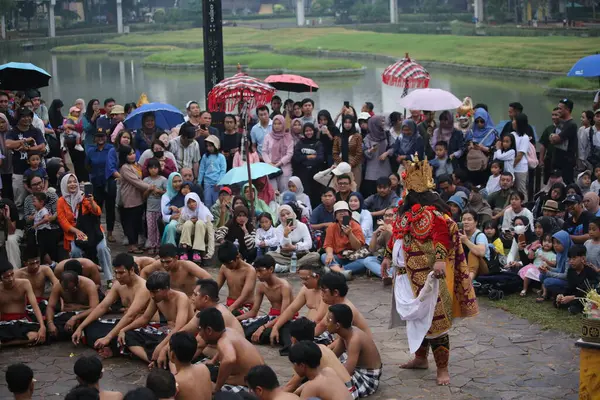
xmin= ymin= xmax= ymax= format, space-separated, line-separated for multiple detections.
xmin=399 ymin=357 xmax=429 ymax=369
xmin=97 ymin=347 xmax=113 ymax=359
xmin=436 ymin=367 xmax=450 ymax=385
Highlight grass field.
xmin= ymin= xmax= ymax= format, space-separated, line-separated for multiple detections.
xmin=51 ymin=44 xmax=179 ymax=54
xmin=547 ymin=76 xmax=599 ymax=90
xmin=144 ymin=50 xmax=363 ymax=71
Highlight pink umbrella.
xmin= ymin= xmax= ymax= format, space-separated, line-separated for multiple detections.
xmin=382 ymin=53 xmax=430 ymax=97
xmin=264 ymin=74 xmax=319 ymax=93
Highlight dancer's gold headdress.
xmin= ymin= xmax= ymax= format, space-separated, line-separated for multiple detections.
xmin=402 ymin=154 xmax=435 ymax=193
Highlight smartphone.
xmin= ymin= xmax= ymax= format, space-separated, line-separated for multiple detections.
xmin=342 ymin=216 xmax=351 ymax=226
xmin=344 ymin=101 xmax=350 ymax=108
xmin=200 ymin=124 xmax=207 ymax=130
xmin=457 ymin=222 xmax=463 ymax=231
xmin=286 ymin=218 xmax=294 ymax=226
xmin=83 ymin=183 xmax=93 ymax=197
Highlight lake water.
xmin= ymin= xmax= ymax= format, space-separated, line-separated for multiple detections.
xmin=2 ymin=51 xmax=590 ymax=133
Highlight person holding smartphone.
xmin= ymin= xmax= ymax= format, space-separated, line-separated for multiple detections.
xmin=320 ymin=201 xmax=367 ymax=280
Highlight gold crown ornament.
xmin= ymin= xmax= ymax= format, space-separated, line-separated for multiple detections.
xmin=137 ymin=93 xmax=150 ymax=107
xmin=401 ymin=154 xmax=435 ymax=193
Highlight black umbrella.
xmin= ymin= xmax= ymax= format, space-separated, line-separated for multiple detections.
xmin=0 ymin=62 xmax=52 ymax=90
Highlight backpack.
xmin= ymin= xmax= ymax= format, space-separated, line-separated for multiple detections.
xmin=474 ymin=271 xmax=522 ymax=299
xmin=526 ymin=141 xmax=539 ymax=169
xmin=466 ymin=129 xmax=495 ymax=172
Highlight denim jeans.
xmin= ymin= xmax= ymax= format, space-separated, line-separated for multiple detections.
xmin=203 ymin=183 xmax=220 ymax=208
xmin=320 ymin=253 xmax=366 ymax=274
xmin=540 ymin=273 xmax=568 ymax=294
xmin=71 ymin=237 xmax=113 ymax=281
xmin=363 ymin=255 xmax=383 ymax=277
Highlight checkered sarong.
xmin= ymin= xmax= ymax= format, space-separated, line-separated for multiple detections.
xmin=241 ymin=315 xmax=275 ymax=327
xmin=220 ymin=384 xmax=250 ymax=393
xmin=314 ymin=331 xmax=334 ymax=345
xmin=346 ymin=380 xmax=359 ymax=399
xmin=25 ymin=299 xmax=48 ymax=314
xmin=350 ymin=366 xmax=382 ymax=398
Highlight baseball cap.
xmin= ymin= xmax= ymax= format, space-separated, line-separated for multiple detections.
xmin=17 ymin=106 xmax=33 ymax=119
xmin=358 ymin=112 xmax=371 ymax=121
xmin=95 ymin=127 xmax=108 ymax=136
xmin=559 ymin=98 xmax=574 ymax=112
xmin=332 ymin=162 xmax=351 ymax=176
xmin=219 ymin=187 xmax=232 ymax=195
xmin=110 ymin=105 xmax=125 ymax=115
xmin=563 ymin=194 xmax=582 ymax=204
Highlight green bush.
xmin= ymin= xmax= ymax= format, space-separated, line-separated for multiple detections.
xmin=395 ymin=12 xmax=472 ymax=22
xmin=547 ymin=77 xmax=599 ymax=90
xmin=153 ymin=9 xmax=166 ymax=23
xmin=354 ymin=22 xmax=451 ymax=34
xmin=451 ymin=21 xmax=600 ymax=37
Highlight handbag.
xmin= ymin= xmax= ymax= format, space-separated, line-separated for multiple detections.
xmin=466 ymin=129 xmax=495 ymax=172
xmin=74 ymin=202 xmax=103 ymax=252
xmin=341 ymin=246 xmax=371 ymax=261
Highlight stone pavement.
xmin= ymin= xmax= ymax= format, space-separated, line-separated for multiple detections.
xmin=0 ymin=268 xmax=580 ymax=400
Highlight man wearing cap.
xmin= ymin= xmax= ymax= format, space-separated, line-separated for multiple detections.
xmin=6 ymin=107 xmax=47 ymax=210
xmin=357 ymin=112 xmax=370 ymax=137
xmin=583 ymin=192 xmax=600 ymax=217
xmin=86 ymin=128 xmax=114 ymax=214
xmin=542 ymin=200 xmax=561 ymax=218
xmin=211 ymin=187 xmax=233 ymax=228
xmin=321 ymin=201 xmax=367 ymax=279
xmin=563 ymin=194 xmax=593 ymax=244
xmin=108 ymin=105 xmax=126 ymax=140
xmin=313 ymin=161 xmax=357 ymax=193
xmin=550 ymin=99 xmax=578 ymax=184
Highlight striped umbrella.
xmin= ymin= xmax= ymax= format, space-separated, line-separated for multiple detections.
xmin=382 ymin=53 xmax=430 ymax=97
xmin=207 ymin=67 xmax=276 ymax=113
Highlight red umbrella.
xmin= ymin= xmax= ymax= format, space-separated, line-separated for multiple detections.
xmin=382 ymin=53 xmax=430 ymax=96
xmin=264 ymin=74 xmax=319 ymax=93
xmin=207 ymin=68 xmax=276 ymax=113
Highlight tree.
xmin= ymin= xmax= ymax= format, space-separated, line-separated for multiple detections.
xmin=0 ymin=0 xmax=15 ymax=16
xmin=312 ymin=0 xmax=333 ymax=13
xmin=18 ymin=0 xmax=36 ymax=30
xmin=333 ymin=0 xmax=354 ymax=23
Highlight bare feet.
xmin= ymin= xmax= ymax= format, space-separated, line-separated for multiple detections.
xmin=436 ymin=367 xmax=450 ymax=385
xmin=399 ymin=357 xmax=429 ymax=369
xmin=97 ymin=347 xmax=113 ymax=359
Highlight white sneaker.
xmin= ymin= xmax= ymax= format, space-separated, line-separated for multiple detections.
xmin=275 ymin=263 xmax=289 ymax=273
xmin=74 ymin=144 xmax=84 ymax=152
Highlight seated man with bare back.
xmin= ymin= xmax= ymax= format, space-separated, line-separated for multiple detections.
xmin=216 ymin=241 xmax=256 ymax=318
xmin=270 ymin=264 xmax=328 ymax=351
xmin=284 ymin=317 xmax=354 ymax=398
xmin=54 ymin=258 xmax=101 ymax=287
xmin=71 ymin=253 xmax=153 ymax=358
xmin=73 ymin=356 xmax=123 ymax=400
xmin=241 ymin=255 xmax=294 ymax=344
xmin=168 ymin=332 xmax=212 ymax=400
xmin=197 ymin=307 xmax=265 ymax=394
xmin=15 ymin=250 xmax=59 ymax=316
xmin=119 ymin=271 xmax=194 ymax=365
xmin=134 ymin=256 xmax=157 ymax=272
xmin=0 ymin=262 xmax=46 ymax=347
xmin=141 ymin=244 xmax=211 ymax=297
xmin=328 ymin=304 xmax=382 ymax=398
xmin=46 ymin=270 xmax=99 ymax=341
xmin=156 ymin=278 xmax=243 ymax=368
xmin=288 ymin=341 xmax=353 ymax=400
xmin=246 ymin=365 xmax=300 ymax=400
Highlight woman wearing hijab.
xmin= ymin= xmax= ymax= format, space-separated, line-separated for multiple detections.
xmin=48 ymin=99 xmax=64 ymax=131
xmin=56 ymin=173 xmax=112 ymax=282
xmin=161 ymin=172 xmax=184 ymax=245
xmin=262 ymin=115 xmax=294 ymax=192
xmin=266 ymin=204 xmax=320 ymax=272
xmin=333 ymin=115 xmax=363 ymax=189
xmin=134 ymin=112 xmax=162 ymax=153
xmin=537 ymin=230 xmax=573 ymax=302
xmin=363 ymin=115 xmax=393 ymax=197
xmin=215 ymin=205 xmax=257 ymax=262
xmin=465 ymin=108 xmax=498 ymax=185
xmin=242 ymin=182 xmax=275 ymax=219
xmin=82 ymin=99 xmax=101 ymax=150
xmin=348 ymin=192 xmax=372 ymax=245
xmin=432 ymin=111 xmax=465 ymax=169
xmin=393 ymin=119 xmax=424 ymax=163
xmin=292 ymin=122 xmax=324 ymax=208
xmin=287 ymin=176 xmax=312 ymax=212
xmin=177 ymin=192 xmax=214 ymax=262
xmin=317 ymin=110 xmax=340 ymax=167
xmin=290 ymin=118 xmax=303 ymax=144
xmin=468 ymin=190 xmax=493 ymax=227
xmin=0 ymin=112 xmax=13 ymax=199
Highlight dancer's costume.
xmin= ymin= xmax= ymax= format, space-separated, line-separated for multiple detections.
xmin=387 ymin=156 xmax=478 ymax=370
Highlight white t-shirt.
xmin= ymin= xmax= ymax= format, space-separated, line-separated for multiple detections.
xmin=512 ymin=132 xmax=530 ymax=173
xmin=493 ymin=149 xmax=516 ymax=174
xmin=501 ymin=207 xmax=534 ymax=232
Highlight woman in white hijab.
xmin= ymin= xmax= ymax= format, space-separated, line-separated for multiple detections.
xmin=287 ymin=176 xmax=312 ymax=212
xmin=177 ymin=192 xmax=214 ymax=263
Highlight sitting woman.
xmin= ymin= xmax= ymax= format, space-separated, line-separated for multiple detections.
xmin=348 ymin=192 xmax=373 ymax=245
xmin=460 ymin=210 xmax=490 ymax=281
xmin=287 ymin=176 xmax=312 ymax=213
xmin=161 ymin=172 xmax=184 ymax=245
xmin=537 ymin=230 xmax=572 ymax=303
xmin=363 ymin=206 xmax=395 ymax=283
xmin=56 ymin=173 xmax=112 ymax=282
xmin=505 ymin=215 xmax=537 ymax=272
xmin=266 ymin=204 xmax=320 ymax=272
xmin=215 ymin=205 xmax=257 ymax=262
xmin=280 ymin=191 xmax=310 ymax=221
xmin=242 ymin=183 xmax=274 ymax=220
xmin=177 ymin=192 xmax=214 ymax=263
xmin=141 ymin=140 xmax=177 ymax=178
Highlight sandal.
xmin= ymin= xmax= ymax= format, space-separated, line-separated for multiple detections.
xmin=535 ymin=296 xmax=548 ymax=303
xmin=519 ymin=290 xmax=527 ymax=297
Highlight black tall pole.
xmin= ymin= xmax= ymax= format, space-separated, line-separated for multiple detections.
xmin=202 ymin=0 xmax=224 ymax=108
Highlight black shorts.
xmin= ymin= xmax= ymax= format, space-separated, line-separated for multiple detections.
xmin=84 ymin=319 xmax=119 ymax=353
xmin=125 ymin=325 xmax=169 ymax=360
xmin=0 ymin=320 xmax=40 ymax=342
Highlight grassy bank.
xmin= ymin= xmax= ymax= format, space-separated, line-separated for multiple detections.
xmin=101 ymin=27 xmax=598 ymax=73
xmin=52 ymin=44 xmax=178 ymax=54
xmin=547 ymin=76 xmax=599 ymax=91
xmin=144 ymin=50 xmax=363 ymax=71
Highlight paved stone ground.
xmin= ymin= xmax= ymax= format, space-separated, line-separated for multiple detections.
xmin=0 ymin=234 xmax=581 ymax=399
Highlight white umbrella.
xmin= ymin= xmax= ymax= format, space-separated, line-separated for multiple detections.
xmin=398 ymin=88 xmax=462 ymax=111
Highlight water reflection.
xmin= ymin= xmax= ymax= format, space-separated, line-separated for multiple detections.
xmin=1 ymin=51 xmax=588 ymax=131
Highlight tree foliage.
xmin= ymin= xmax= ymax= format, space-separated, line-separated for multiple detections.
xmin=353 ymin=0 xmax=390 ymax=23
xmin=333 ymin=0 xmax=355 ymax=23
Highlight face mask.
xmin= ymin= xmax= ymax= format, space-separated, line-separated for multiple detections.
xmin=513 ymin=225 xmax=527 ymax=235
xmin=154 ymin=150 xmax=164 ymax=158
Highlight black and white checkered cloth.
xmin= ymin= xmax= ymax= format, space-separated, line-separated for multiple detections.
xmin=220 ymin=384 xmax=250 ymax=393
xmin=351 ymin=366 xmax=382 ymax=398
xmin=314 ymin=331 xmax=334 ymax=345
xmin=345 ymin=380 xmax=359 ymax=399
xmin=241 ymin=315 xmax=275 ymax=327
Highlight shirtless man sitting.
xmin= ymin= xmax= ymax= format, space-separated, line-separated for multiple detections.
xmin=168 ymin=332 xmax=212 ymax=400
xmin=134 ymin=256 xmax=157 ymax=272
xmin=0 ymin=263 xmax=46 ymax=347
xmin=246 ymin=365 xmax=300 ymax=400
xmin=328 ymin=304 xmax=382 ymax=398
xmin=156 ymin=279 xmax=243 ymax=368
xmin=73 ymin=356 xmax=123 ymax=400
xmin=15 ymin=251 xmax=59 ymax=316
xmin=242 ymin=255 xmax=293 ymax=344
xmin=54 ymin=258 xmax=101 ymax=287
xmin=288 ymin=341 xmax=353 ymax=400
xmin=119 ymin=271 xmax=194 ymax=365
xmin=270 ymin=264 xmax=327 ymax=351
xmin=141 ymin=244 xmax=211 ymax=297
xmin=46 ymin=270 xmax=99 ymax=341
xmin=197 ymin=307 xmax=265 ymax=394
xmin=216 ymin=241 xmax=256 ymax=318
xmin=71 ymin=253 xmax=153 ymax=358
xmin=284 ymin=317 xmax=354 ymax=398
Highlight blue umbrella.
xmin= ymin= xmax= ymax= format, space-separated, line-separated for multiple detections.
xmin=218 ymin=162 xmax=281 ymax=185
xmin=0 ymin=62 xmax=51 ymax=90
xmin=124 ymin=102 xmax=185 ymax=131
xmin=567 ymin=54 xmax=600 ymax=78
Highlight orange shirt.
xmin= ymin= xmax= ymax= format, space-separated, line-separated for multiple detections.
xmin=324 ymin=220 xmax=365 ymax=256
xmin=57 ymin=197 xmax=103 ymax=250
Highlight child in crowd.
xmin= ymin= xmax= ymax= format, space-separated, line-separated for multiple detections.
xmin=482 ymin=160 xmax=503 ymax=198
xmin=483 ymin=220 xmax=505 ymax=256
xmin=198 ymin=135 xmax=227 ymax=208
xmin=493 ymin=133 xmax=516 ymax=175
xmin=584 ymin=217 xmax=600 ymax=270
xmin=64 ymin=106 xmax=84 ymax=152
xmin=429 ymin=141 xmax=453 ymax=180
xmin=519 ymin=233 xmax=556 ymax=296
xmin=389 ymin=173 xmax=401 ymax=196
xmin=31 ymin=192 xmax=53 ymax=262
xmin=178 ymin=192 xmax=213 ymax=262
xmin=556 ymin=245 xmax=599 ymax=314
xmin=143 ymin=159 xmax=167 ymax=255
xmin=591 ymin=166 xmax=600 ymax=195
xmin=577 ymin=170 xmax=592 ymax=195
xmin=537 ymin=230 xmax=572 ymax=303
xmin=23 ymin=152 xmax=49 ymax=193
xmin=255 ymin=212 xmax=279 ymax=257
